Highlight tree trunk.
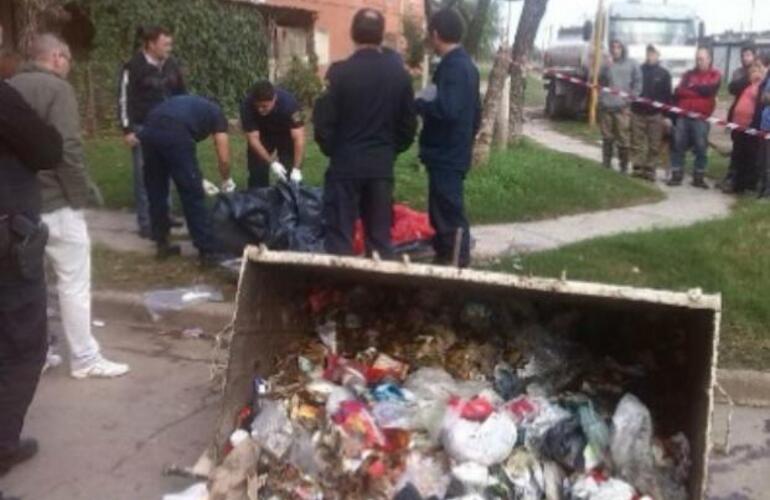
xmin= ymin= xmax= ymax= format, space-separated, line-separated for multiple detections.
xmin=464 ymin=0 xmax=492 ymax=58
xmin=508 ymin=0 xmax=548 ymax=144
xmin=472 ymin=47 xmax=511 ymax=167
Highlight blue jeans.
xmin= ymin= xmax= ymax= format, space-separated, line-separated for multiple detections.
xmin=130 ymin=127 xmax=150 ymax=233
xmin=140 ymin=128 xmax=218 ymax=254
xmin=427 ymin=167 xmax=470 ymax=267
xmin=671 ymin=117 xmax=710 ymax=175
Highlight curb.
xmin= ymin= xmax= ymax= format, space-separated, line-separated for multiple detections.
xmin=92 ymin=288 xmax=234 ymax=333
xmin=716 ymin=369 xmax=770 ymax=408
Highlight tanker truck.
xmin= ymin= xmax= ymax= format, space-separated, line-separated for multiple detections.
xmin=542 ymin=0 xmax=704 ymax=118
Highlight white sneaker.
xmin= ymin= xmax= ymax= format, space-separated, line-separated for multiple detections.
xmin=71 ymin=358 xmax=131 ymax=379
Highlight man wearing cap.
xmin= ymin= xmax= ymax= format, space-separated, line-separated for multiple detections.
xmin=240 ymin=80 xmax=305 ymax=188
xmin=599 ymin=39 xmax=641 ymax=173
xmin=630 ymin=45 xmax=672 ymax=182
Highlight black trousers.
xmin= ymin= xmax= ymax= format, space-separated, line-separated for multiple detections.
xmin=428 ymin=167 xmax=471 ymax=268
xmin=323 ymin=176 xmax=393 ymax=258
xmin=247 ymin=140 xmax=294 ymax=189
xmin=731 ymin=131 xmax=760 ymax=192
xmin=0 ymin=284 xmax=46 ymax=455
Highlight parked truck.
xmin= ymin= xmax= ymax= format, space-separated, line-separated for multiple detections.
xmin=543 ymin=0 xmax=704 ymax=118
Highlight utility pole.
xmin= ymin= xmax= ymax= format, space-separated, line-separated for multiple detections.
xmin=588 ymin=0 xmax=605 ymax=127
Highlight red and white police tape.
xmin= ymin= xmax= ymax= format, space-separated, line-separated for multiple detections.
xmin=542 ymin=69 xmax=770 ymax=141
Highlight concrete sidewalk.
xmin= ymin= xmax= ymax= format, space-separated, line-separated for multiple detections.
xmin=471 ymin=116 xmax=735 ymax=258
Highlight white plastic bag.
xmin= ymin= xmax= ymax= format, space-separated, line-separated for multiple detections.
xmin=441 ymin=409 xmax=518 ymax=466
xmin=163 ymin=482 xmax=208 ymax=500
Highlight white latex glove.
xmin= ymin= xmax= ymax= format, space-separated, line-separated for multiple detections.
xmin=202 ymin=179 xmax=220 ymax=196
xmin=271 ymin=161 xmax=288 ymax=182
xmin=416 ymin=84 xmax=437 ymax=102
xmin=290 ymin=169 xmax=303 ymax=184
xmin=221 ymin=177 xmax=236 ymax=193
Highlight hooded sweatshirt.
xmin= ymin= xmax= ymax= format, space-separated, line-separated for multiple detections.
xmin=599 ymin=42 xmax=642 ymax=111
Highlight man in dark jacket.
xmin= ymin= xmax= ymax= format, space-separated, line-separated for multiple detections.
xmin=668 ymin=47 xmax=722 ymax=188
xmin=118 ymin=26 xmax=186 ymax=237
xmin=631 ymin=45 xmax=672 ymax=182
xmin=140 ymin=95 xmax=234 ymax=265
xmin=240 ymin=81 xmax=305 ymax=188
xmin=416 ymin=8 xmax=481 ymax=268
xmin=0 ymin=81 xmax=62 ymax=479
xmin=313 ymin=8 xmax=417 ymax=258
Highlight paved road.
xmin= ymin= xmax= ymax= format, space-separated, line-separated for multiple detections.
xmin=2 ymin=314 xmax=768 ymax=499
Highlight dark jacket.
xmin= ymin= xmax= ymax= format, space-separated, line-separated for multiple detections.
xmin=416 ymin=47 xmax=481 ymax=171
xmin=674 ymin=67 xmax=722 ymax=117
xmin=632 ymin=62 xmax=672 ymax=115
xmin=10 ymin=65 xmax=91 ymax=212
xmin=0 ymin=81 xmax=62 ymax=294
xmin=118 ymin=51 xmax=186 ymax=133
xmin=313 ymin=47 xmax=417 ymax=179
xmin=752 ymin=73 xmax=770 ymax=130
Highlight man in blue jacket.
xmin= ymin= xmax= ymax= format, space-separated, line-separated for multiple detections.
xmin=416 ymin=8 xmax=481 ymax=268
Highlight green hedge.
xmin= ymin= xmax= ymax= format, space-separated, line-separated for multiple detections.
xmin=71 ymin=0 xmax=268 ymax=132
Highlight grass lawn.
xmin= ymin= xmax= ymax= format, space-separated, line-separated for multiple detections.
xmin=490 ymin=199 xmax=770 ymax=369
xmin=85 ymin=135 xmax=662 ymax=225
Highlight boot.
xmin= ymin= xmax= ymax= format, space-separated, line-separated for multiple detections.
xmin=156 ymin=239 xmax=181 ymax=260
xmin=602 ymin=141 xmax=614 ymax=169
xmin=666 ymin=171 xmax=683 ymax=187
xmin=618 ymin=148 xmax=630 ymax=174
xmin=692 ymin=172 xmax=710 ymax=189
xmin=0 ymin=438 xmax=38 ymax=476
xmin=643 ymin=166 xmax=657 ymax=182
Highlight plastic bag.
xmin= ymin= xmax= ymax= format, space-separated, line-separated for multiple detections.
xmin=441 ymin=407 xmax=518 ymax=466
xmin=250 ymin=400 xmax=294 ymax=460
xmin=569 ymin=474 xmax=635 ymax=500
xmin=143 ymin=285 xmax=224 ymax=321
xmin=540 ymin=416 xmax=586 ymax=472
xmin=372 ymin=400 xmax=415 ymax=429
xmin=502 ymin=448 xmax=546 ymax=500
xmin=610 ymin=394 xmax=661 ymax=498
xmin=578 ymin=402 xmax=610 ymax=467
xmin=522 ymin=400 xmax=571 ymax=452
xmin=395 ymin=452 xmax=451 ymax=499
xmin=163 ymin=482 xmax=208 ymax=500
xmin=353 ymin=204 xmax=435 ymax=256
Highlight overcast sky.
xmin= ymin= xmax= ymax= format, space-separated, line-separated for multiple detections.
xmin=501 ymin=0 xmax=770 ymax=46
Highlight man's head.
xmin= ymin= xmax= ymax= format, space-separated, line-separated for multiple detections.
xmin=351 ymin=8 xmax=385 ymax=47
xmin=27 ymin=34 xmax=72 ymax=78
xmin=252 ymin=80 xmax=277 ymax=116
xmin=695 ymin=46 xmax=712 ymax=72
xmin=143 ymin=26 xmax=173 ymax=62
xmin=741 ymin=44 xmax=756 ymax=69
xmin=427 ymin=8 xmax=465 ymax=56
xmin=645 ymin=44 xmax=660 ymax=66
xmin=610 ymin=39 xmax=625 ymax=62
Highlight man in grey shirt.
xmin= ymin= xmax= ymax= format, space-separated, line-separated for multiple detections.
xmin=599 ymin=39 xmax=641 ymax=173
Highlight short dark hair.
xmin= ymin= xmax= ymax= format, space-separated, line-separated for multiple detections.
xmin=351 ymin=8 xmax=385 ymax=45
xmin=741 ymin=43 xmax=757 ymax=56
xmin=142 ymin=25 xmax=172 ymax=46
xmin=428 ymin=8 xmax=465 ymax=44
xmin=252 ymin=80 xmax=275 ymax=102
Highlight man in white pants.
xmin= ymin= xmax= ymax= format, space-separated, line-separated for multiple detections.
xmin=10 ymin=34 xmax=130 ymax=379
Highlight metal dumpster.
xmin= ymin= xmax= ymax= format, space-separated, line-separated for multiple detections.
xmin=213 ymin=247 xmax=720 ymax=499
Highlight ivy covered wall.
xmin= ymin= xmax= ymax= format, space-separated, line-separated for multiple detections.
xmin=70 ymin=0 xmax=268 ymax=133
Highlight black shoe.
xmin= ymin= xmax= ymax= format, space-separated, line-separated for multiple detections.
xmin=199 ymin=252 xmax=230 ymax=268
xmin=666 ymin=177 xmax=683 ymax=187
xmin=156 ymin=243 xmax=181 ymax=260
xmin=0 ymin=438 xmax=39 ymax=476
xmin=138 ymin=227 xmax=152 ymax=239
xmin=692 ymin=177 xmax=710 ymax=189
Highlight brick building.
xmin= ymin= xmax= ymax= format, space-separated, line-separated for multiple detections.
xmin=236 ymin=0 xmax=424 ymax=77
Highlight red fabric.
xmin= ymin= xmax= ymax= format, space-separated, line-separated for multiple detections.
xmin=674 ymin=68 xmax=722 ymax=117
xmin=353 ymin=204 xmax=435 ymax=255
xmin=734 ymin=83 xmax=760 ymax=127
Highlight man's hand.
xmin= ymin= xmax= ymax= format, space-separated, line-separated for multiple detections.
xmin=221 ymin=177 xmax=237 ymax=193
xmin=271 ymin=161 xmax=288 ymax=182
xmin=290 ymin=169 xmax=303 ymax=184
xmin=123 ymin=133 xmax=139 ymax=148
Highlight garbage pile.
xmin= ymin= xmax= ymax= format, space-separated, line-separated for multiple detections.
xmin=201 ymin=287 xmax=693 ymax=500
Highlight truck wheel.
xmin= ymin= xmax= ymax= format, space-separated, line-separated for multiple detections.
xmin=545 ymin=88 xmax=566 ymax=119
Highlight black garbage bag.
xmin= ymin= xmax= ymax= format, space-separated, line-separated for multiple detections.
xmin=211 ymin=182 xmax=324 ymax=255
